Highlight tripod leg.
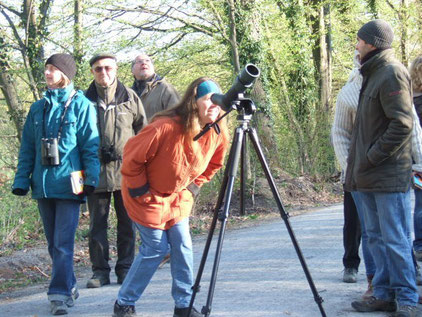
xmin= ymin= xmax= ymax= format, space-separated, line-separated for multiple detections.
xmin=189 ymin=126 xmax=246 ymax=316
xmin=247 ymin=127 xmax=327 ymax=317
xmin=240 ymin=134 xmax=247 ymax=215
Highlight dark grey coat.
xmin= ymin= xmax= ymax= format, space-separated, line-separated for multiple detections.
xmin=345 ymin=49 xmax=413 ymax=192
xmin=85 ymin=80 xmax=146 ymax=192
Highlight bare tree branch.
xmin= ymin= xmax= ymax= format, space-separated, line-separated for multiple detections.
xmin=385 ymin=0 xmax=398 ymax=13
xmin=105 ymin=5 xmax=216 ymax=36
xmin=0 ymin=1 xmax=22 ymax=17
xmin=0 ymin=9 xmax=25 ymax=50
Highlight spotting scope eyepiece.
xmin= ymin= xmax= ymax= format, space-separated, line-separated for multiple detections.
xmin=211 ymin=64 xmax=260 ymax=111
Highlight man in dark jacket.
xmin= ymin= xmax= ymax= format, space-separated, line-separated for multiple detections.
xmin=345 ymin=20 xmax=418 ymax=316
xmin=131 ymin=53 xmax=180 ymax=121
xmin=85 ymin=54 xmax=147 ymax=288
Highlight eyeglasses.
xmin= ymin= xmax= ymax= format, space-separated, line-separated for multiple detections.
xmin=134 ymin=59 xmax=151 ymax=64
xmin=93 ymin=66 xmax=115 ymax=73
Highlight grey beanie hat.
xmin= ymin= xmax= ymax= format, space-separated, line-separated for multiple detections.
xmin=45 ymin=53 xmax=77 ymax=80
xmin=357 ymin=19 xmax=394 ymax=49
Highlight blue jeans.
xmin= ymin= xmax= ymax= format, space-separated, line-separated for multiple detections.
xmin=355 ymin=191 xmax=418 ymax=306
xmin=413 ymin=188 xmax=422 ymax=252
xmin=117 ymin=217 xmax=193 ymax=308
xmin=38 ymin=198 xmax=80 ymax=301
xmin=351 ymin=192 xmax=376 ymax=276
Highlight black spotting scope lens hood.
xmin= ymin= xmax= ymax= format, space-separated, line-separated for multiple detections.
xmin=211 ymin=63 xmax=260 ymax=111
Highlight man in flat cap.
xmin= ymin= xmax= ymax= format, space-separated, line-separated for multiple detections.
xmin=84 ymin=54 xmax=147 ymax=288
xmin=131 ymin=53 xmax=179 ymax=121
xmin=345 ymin=19 xmax=418 ymax=316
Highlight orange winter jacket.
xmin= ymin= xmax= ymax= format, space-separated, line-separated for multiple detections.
xmin=121 ymin=116 xmax=228 ymax=230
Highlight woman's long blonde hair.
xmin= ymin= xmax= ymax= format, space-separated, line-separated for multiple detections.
xmin=152 ymin=77 xmax=228 ymax=138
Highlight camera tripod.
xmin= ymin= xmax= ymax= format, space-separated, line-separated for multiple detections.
xmin=188 ymin=97 xmax=326 ymax=317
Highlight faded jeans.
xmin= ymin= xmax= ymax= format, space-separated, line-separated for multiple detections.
xmin=117 ymin=217 xmax=193 ymax=308
xmin=355 ymin=191 xmax=418 ymax=306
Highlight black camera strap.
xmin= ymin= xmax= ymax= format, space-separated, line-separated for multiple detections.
xmin=42 ymin=90 xmax=77 ymax=140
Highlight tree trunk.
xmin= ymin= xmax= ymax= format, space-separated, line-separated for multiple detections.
xmin=74 ymin=0 xmax=84 ymax=69
xmin=399 ymin=0 xmax=408 ymax=66
xmin=227 ymin=0 xmax=241 ymax=74
xmin=0 ymin=71 xmax=24 ymax=141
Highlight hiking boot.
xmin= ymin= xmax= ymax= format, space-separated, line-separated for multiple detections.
xmin=112 ymin=300 xmax=136 ymax=317
xmin=362 ymin=275 xmax=373 ymax=300
xmin=416 ymin=266 xmax=422 ymax=285
xmin=86 ymin=273 xmax=110 ymax=288
xmin=343 ymin=267 xmax=358 ymax=283
xmin=394 ymin=305 xmax=417 ymax=317
xmin=117 ymin=272 xmax=128 ymax=285
xmin=415 ymin=250 xmax=422 ymax=262
xmin=65 ymin=286 xmax=79 ymax=307
xmin=351 ymin=296 xmax=397 ymax=312
xmin=50 ymin=300 xmax=68 ymax=315
xmin=173 ymin=306 xmax=203 ymax=317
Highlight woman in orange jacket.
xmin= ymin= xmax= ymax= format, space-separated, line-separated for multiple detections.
xmin=113 ymin=77 xmax=229 ymax=317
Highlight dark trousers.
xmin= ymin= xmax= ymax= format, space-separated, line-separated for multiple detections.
xmin=343 ymin=190 xmax=361 ymax=269
xmin=38 ymin=199 xmax=80 ymax=297
xmin=87 ymin=190 xmax=135 ymax=277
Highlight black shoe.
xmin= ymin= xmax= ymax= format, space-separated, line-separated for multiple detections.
xmin=117 ymin=272 xmax=128 ymax=285
xmin=86 ymin=273 xmax=110 ymax=288
xmin=173 ymin=306 xmax=203 ymax=317
xmin=50 ymin=300 xmax=68 ymax=315
xmin=112 ymin=300 xmax=136 ymax=317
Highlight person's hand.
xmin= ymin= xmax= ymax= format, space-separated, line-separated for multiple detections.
xmin=78 ymin=185 xmax=95 ymax=198
xmin=12 ymin=188 xmax=28 ymax=196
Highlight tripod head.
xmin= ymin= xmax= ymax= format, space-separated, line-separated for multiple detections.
xmin=193 ymin=94 xmax=257 ymax=141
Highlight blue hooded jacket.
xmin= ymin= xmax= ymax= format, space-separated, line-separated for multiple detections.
xmin=13 ymin=83 xmax=100 ymax=201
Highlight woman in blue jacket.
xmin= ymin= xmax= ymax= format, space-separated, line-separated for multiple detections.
xmin=12 ymin=53 xmax=100 ymax=315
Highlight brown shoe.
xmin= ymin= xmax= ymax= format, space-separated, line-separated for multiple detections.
xmin=362 ymin=275 xmax=373 ymax=300
xmin=351 ymin=296 xmax=397 ymax=312
xmin=158 ymin=254 xmax=171 ymax=269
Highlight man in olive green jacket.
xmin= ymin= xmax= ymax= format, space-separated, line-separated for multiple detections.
xmin=345 ymin=20 xmax=418 ymax=317
xmin=85 ymin=54 xmax=147 ymax=288
xmin=131 ymin=53 xmax=180 ymax=120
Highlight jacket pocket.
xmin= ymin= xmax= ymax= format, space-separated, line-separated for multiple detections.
xmin=129 ymin=183 xmax=150 ymax=198
xmin=134 ymin=191 xmax=164 ymax=226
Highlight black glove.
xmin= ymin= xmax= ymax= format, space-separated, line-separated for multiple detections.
xmin=12 ymin=188 xmax=28 ymax=196
xmin=78 ymin=185 xmax=95 ymax=198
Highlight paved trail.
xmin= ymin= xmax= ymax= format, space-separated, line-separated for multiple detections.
xmin=0 ymin=204 xmax=421 ymax=316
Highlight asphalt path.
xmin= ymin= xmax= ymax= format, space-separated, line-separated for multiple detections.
xmin=0 ymin=203 xmax=421 ymax=316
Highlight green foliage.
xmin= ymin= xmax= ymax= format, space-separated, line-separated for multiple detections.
xmin=0 ymin=180 xmax=42 ymax=253
xmin=2 ymin=0 xmax=422 ymax=250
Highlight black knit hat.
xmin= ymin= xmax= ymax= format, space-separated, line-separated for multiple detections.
xmin=89 ymin=53 xmax=117 ymax=67
xmin=45 ymin=53 xmax=77 ymax=80
xmin=357 ymin=19 xmax=394 ymax=49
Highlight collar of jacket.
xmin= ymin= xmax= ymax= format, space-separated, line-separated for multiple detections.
xmin=94 ymin=78 xmax=117 ymax=104
xmin=44 ymin=82 xmax=75 ymax=108
xmin=360 ymin=49 xmax=394 ymax=77
xmin=85 ymin=79 xmax=130 ymax=105
xmin=132 ymin=73 xmax=163 ymax=96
